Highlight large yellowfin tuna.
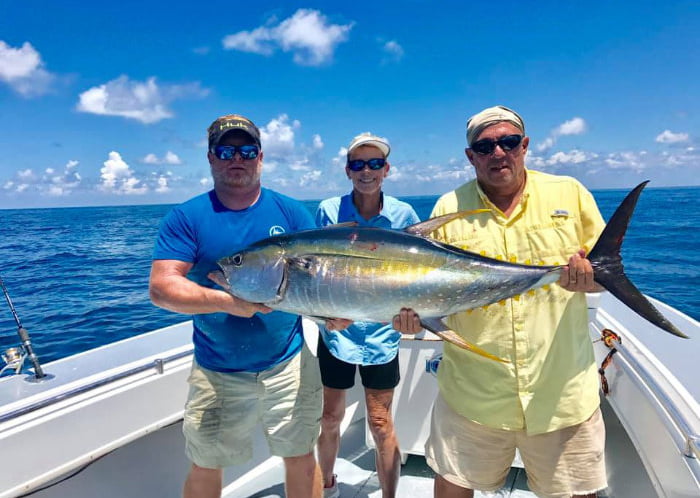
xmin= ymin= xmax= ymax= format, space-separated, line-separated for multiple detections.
xmin=211 ymin=182 xmax=687 ymax=363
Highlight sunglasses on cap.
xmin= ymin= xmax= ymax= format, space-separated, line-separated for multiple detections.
xmin=211 ymin=144 xmax=260 ymax=160
xmin=470 ymin=134 xmax=523 ymax=155
xmin=347 ymin=158 xmax=386 ymax=171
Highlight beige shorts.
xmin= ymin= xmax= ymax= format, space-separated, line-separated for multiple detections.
xmin=425 ymin=394 xmax=607 ymax=498
xmin=183 ymin=345 xmax=322 ymax=469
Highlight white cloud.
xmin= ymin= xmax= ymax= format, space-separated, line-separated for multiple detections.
xmin=17 ymin=169 xmax=34 ymax=180
xmin=142 ymin=151 xmax=182 ymax=164
xmin=260 ymin=114 xmax=301 ymax=156
xmin=537 ymin=117 xmax=587 ymax=152
xmin=312 ymin=134 xmax=324 ymax=149
xmin=0 ymin=40 xmax=54 ymax=96
xmin=557 ymin=117 xmax=587 ymax=136
xmin=100 ymin=151 xmax=147 ymax=194
xmin=164 ymin=151 xmax=181 ymax=164
xmin=547 ymin=150 xmax=591 ymax=165
xmin=154 ymin=175 xmax=170 ymax=193
xmin=655 ymin=130 xmax=689 ymax=144
xmin=2 ymin=160 xmax=81 ymax=196
xmin=289 ymin=159 xmax=311 ymax=171
xmin=382 ymin=40 xmax=404 ymax=63
xmin=223 ymin=9 xmax=353 ymax=66
xmin=142 ymin=153 xmax=159 ymax=164
xmin=299 ymin=170 xmax=322 ymax=186
xmin=77 ymin=75 xmax=208 ymax=124
xmin=223 ymin=26 xmax=276 ymax=55
xmin=332 ymin=147 xmax=347 ymax=166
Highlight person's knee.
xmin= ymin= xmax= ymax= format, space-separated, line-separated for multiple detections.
xmin=284 ymin=452 xmax=317 ymax=474
xmin=321 ymin=404 xmax=345 ymax=430
xmin=186 ymin=463 xmax=222 ymax=487
xmin=367 ymin=409 xmax=394 ymax=440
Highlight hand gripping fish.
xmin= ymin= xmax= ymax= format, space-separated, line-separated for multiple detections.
xmin=210 ymin=181 xmax=687 ymax=364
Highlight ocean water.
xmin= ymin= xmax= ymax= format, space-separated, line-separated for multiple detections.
xmin=0 ymin=186 xmax=698 ymax=365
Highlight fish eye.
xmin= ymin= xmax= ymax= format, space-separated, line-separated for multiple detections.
xmin=232 ymin=254 xmax=243 ymax=266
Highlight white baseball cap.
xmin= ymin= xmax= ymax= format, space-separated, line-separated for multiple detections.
xmin=347 ymin=132 xmax=391 ymax=158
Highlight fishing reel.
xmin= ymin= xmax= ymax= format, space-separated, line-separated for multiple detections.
xmin=1 ymin=276 xmax=49 ymax=381
xmin=0 ymin=345 xmax=26 ymax=376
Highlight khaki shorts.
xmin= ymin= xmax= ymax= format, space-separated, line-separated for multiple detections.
xmin=183 ymin=345 xmax=322 ymax=469
xmin=425 ymin=394 xmax=607 ymax=498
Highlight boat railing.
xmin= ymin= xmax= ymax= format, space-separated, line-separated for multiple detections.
xmin=0 ymin=346 xmax=193 ymax=424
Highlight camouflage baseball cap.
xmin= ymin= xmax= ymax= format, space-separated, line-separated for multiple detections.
xmin=207 ymin=114 xmax=261 ymax=149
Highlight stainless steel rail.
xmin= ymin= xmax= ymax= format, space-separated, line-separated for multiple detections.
xmin=0 ymin=348 xmax=193 ymax=424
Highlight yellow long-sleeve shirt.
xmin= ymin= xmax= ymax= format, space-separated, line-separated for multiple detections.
xmin=431 ymin=170 xmax=605 ymax=435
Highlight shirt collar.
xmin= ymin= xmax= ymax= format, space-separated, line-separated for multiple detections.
xmin=475 ymin=169 xmax=530 ymax=214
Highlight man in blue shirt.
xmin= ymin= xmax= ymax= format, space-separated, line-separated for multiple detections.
xmin=150 ymin=114 xmax=323 ymax=498
xmin=315 ymin=132 xmax=420 ymax=498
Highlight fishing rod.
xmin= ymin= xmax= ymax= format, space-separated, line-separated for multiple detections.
xmin=0 ymin=274 xmax=46 ymax=379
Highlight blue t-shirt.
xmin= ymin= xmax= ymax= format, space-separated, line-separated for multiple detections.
xmin=153 ymin=188 xmax=315 ymax=373
xmin=316 ymin=192 xmax=420 ymax=365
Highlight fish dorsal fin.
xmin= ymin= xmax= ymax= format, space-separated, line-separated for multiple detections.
xmin=420 ymin=317 xmax=509 ymax=363
xmin=405 ymin=210 xmax=490 ymax=237
xmin=323 ymin=221 xmax=358 ymax=229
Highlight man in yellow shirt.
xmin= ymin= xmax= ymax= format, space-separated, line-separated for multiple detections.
xmin=394 ymin=105 xmax=607 ymax=498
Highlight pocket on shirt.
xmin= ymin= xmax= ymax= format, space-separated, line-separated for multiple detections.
xmin=525 ymin=217 xmax=580 ymax=264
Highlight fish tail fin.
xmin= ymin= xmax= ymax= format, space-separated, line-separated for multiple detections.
xmin=588 ymin=181 xmax=687 ymax=338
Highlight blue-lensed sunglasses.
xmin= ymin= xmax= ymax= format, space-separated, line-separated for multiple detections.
xmin=347 ymin=158 xmax=386 ymax=171
xmin=211 ymin=144 xmax=260 ymax=160
xmin=470 ymin=134 xmax=523 ymax=155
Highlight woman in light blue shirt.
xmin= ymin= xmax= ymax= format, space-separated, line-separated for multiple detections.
xmin=315 ymin=132 xmax=419 ymax=498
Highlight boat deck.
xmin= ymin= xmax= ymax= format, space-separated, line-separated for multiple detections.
xmin=230 ymin=416 xmax=534 ymax=498
xmin=229 ymin=397 xmax=654 ymax=497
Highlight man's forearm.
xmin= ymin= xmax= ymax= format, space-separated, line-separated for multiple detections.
xmin=149 ymin=276 xmax=233 ymax=315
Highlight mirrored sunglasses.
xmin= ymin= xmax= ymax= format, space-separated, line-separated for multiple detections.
xmin=470 ymin=134 xmax=523 ymax=155
xmin=212 ymin=144 xmax=260 ymax=160
xmin=347 ymin=158 xmax=386 ymax=171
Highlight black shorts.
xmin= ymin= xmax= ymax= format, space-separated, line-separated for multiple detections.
xmin=317 ymin=332 xmax=400 ymax=390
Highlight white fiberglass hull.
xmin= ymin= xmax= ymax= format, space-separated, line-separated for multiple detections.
xmin=0 ymin=294 xmax=698 ymax=497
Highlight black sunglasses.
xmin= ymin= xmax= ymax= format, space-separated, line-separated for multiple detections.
xmin=470 ymin=134 xmax=523 ymax=155
xmin=347 ymin=158 xmax=386 ymax=171
xmin=211 ymin=144 xmax=260 ymax=160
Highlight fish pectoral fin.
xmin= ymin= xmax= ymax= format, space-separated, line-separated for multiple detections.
xmin=404 ymin=210 xmax=491 ymax=237
xmin=323 ymin=221 xmax=358 ymax=229
xmin=420 ymin=317 xmax=509 ymax=363
xmin=208 ymin=270 xmax=231 ymax=292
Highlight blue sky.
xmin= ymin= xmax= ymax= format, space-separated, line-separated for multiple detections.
xmin=1 ymin=1 xmax=698 ymax=208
